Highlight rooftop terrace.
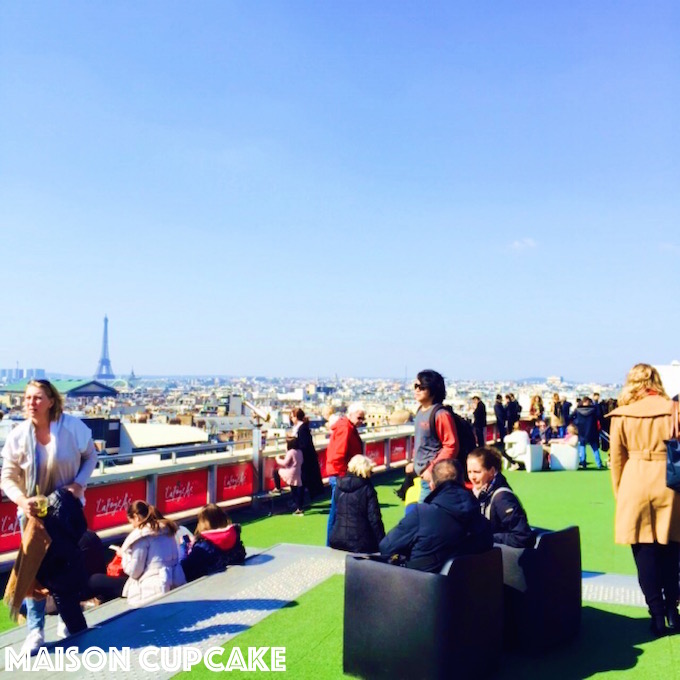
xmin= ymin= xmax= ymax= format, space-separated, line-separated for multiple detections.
xmin=0 ymin=468 xmax=676 ymax=678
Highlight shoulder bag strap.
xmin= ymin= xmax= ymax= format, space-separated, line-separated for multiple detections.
xmin=484 ymin=486 xmax=513 ymax=519
xmin=429 ymin=404 xmax=444 ymax=440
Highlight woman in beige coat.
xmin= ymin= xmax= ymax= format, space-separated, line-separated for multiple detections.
xmin=608 ymin=364 xmax=680 ymax=637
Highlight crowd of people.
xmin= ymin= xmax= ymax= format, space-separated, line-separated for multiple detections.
xmin=479 ymin=390 xmax=619 ymax=471
xmin=2 ymin=362 xmax=680 ymax=654
xmin=323 ymin=365 xmax=680 ymax=640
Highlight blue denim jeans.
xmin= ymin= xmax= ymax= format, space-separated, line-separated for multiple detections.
xmin=326 ymin=476 xmax=338 ymax=546
xmin=578 ymin=444 xmax=602 ymax=468
xmin=418 ymin=476 xmax=432 ymax=503
xmin=19 ymin=511 xmax=46 ymax=633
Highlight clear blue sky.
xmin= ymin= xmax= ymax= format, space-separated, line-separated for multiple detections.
xmin=1 ymin=2 xmax=678 ymax=383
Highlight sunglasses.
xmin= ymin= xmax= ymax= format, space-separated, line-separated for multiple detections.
xmin=414 ymin=383 xmax=426 ymax=391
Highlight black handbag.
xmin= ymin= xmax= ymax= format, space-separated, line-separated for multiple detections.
xmin=666 ymin=399 xmax=680 ymax=492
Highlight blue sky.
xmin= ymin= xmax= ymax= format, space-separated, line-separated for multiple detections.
xmin=1 ymin=1 xmax=678 ymax=382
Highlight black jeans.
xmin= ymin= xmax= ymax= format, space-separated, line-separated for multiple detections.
xmin=51 ymin=589 xmax=87 ymax=634
xmin=632 ymin=542 xmax=680 ymax=616
xmin=37 ymin=543 xmax=88 ymax=634
xmin=273 ymin=470 xmax=304 ymax=510
xmin=88 ymin=573 xmax=126 ymax=603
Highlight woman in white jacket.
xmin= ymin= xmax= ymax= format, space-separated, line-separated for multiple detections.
xmin=119 ymin=500 xmax=186 ymax=608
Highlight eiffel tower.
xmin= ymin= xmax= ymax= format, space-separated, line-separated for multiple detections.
xmin=94 ymin=315 xmax=116 ymax=380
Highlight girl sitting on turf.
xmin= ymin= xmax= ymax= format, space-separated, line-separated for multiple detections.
xmin=89 ymin=500 xmax=186 ymax=607
xmin=180 ymin=503 xmax=246 ymax=582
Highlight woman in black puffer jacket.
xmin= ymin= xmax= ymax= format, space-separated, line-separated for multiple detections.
xmin=329 ymin=455 xmax=385 ymax=553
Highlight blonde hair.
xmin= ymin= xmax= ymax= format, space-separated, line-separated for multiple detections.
xmin=618 ymin=363 xmax=668 ymax=405
xmin=347 ymin=454 xmax=374 ymax=479
xmin=26 ymin=379 xmax=63 ymax=421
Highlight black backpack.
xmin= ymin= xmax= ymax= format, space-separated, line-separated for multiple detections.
xmin=429 ymin=404 xmax=477 ymax=481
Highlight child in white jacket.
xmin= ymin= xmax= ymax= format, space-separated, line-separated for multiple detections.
xmin=120 ymin=500 xmax=186 ymax=607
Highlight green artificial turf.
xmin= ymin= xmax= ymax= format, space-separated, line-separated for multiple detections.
xmin=174 ymin=574 xmax=345 ymax=680
xmin=505 ymin=467 xmax=635 ymax=575
xmin=174 ymin=574 xmax=679 ymax=680
xmin=237 ymin=466 xmax=635 ymax=576
xmin=0 ymin=462 xmax=635 ymax=632
xmin=233 ymin=470 xmax=407 ymax=552
xmin=0 ymin=602 xmax=16 ymax=634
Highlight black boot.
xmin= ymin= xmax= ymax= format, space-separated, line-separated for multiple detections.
xmin=667 ymin=607 xmax=680 ymax=632
xmin=651 ymin=614 xmax=669 ymax=638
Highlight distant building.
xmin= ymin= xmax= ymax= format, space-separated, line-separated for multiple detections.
xmin=277 ymin=388 xmax=305 ymax=402
xmin=0 ymin=379 xmax=118 ymax=402
xmin=656 ymin=361 xmax=680 ymax=399
xmin=1 ymin=367 xmax=45 ymax=382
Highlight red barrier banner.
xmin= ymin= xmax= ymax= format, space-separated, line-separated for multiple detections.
xmin=365 ymin=441 xmax=386 ymax=467
xmin=0 ymin=503 xmax=21 ymax=553
xmin=389 ymin=437 xmax=407 ymax=462
xmin=156 ymin=469 xmax=208 ymax=515
xmin=216 ymin=462 xmax=254 ymax=501
xmin=263 ymin=457 xmax=279 ymax=491
xmin=486 ymin=425 xmax=496 ymax=443
xmin=85 ymin=480 xmax=147 ymax=531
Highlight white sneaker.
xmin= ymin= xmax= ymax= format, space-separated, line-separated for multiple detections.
xmin=20 ymin=628 xmax=44 ymax=655
xmin=57 ymin=618 xmax=70 ymax=640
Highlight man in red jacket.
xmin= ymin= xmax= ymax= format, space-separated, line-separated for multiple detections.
xmin=325 ymin=403 xmax=365 ymax=545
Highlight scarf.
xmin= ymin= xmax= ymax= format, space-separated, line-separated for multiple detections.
xmin=3 ymin=517 xmax=52 ymax=621
xmin=24 ymin=417 xmax=62 ymax=499
xmin=477 ymin=473 xmax=504 ymax=517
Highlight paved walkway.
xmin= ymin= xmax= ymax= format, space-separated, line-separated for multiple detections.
xmin=0 ymin=544 xmax=345 ymax=679
xmin=582 ymin=570 xmax=645 ymax=608
xmin=0 ymin=544 xmax=646 ymax=678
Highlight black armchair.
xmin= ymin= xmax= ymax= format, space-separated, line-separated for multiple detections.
xmin=504 ymin=525 xmax=582 ymax=650
xmin=343 ymin=549 xmax=504 ymax=680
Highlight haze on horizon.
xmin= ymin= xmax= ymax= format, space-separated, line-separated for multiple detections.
xmin=1 ymin=2 xmax=678 ymax=385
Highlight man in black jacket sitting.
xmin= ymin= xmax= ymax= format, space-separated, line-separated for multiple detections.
xmin=379 ymin=460 xmax=493 ymax=572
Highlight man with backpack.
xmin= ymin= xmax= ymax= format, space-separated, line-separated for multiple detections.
xmin=408 ymin=370 xmax=460 ymax=502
